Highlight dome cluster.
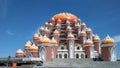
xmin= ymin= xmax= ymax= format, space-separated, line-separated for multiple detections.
xmin=15 ymin=12 xmax=116 ymax=60
xmin=51 ymin=13 xmax=80 ymax=23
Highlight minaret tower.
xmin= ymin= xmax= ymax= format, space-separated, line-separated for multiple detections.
xmin=67 ymin=32 xmax=75 ymax=58
xmin=29 ymin=43 xmax=39 ymax=58
xmin=84 ymin=39 xmax=94 ymax=58
xmin=101 ymin=35 xmax=116 ymax=61
xmin=93 ymin=35 xmax=101 ymax=55
xmin=24 ymin=41 xmax=32 ymax=57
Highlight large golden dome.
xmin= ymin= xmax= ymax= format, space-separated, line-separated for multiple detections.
xmin=51 ymin=13 xmax=79 ymax=23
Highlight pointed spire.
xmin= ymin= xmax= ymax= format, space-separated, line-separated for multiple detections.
xmin=102 ymin=35 xmax=115 ymax=44
xmin=16 ymin=49 xmax=24 ymax=55
xmin=30 ymin=43 xmax=38 ymax=51
xmin=85 ymin=39 xmax=93 ymax=45
xmin=51 ymin=37 xmax=58 ymax=44
xmin=67 ymin=32 xmax=75 ymax=39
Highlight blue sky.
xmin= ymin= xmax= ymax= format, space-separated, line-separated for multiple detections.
xmin=0 ymin=0 xmax=120 ymax=58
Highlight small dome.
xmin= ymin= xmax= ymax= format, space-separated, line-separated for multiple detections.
xmin=102 ymin=35 xmax=115 ymax=44
xmin=53 ymin=30 xmax=59 ymax=34
xmin=30 ymin=44 xmax=38 ymax=51
xmin=66 ymin=20 xmax=70 ymax=24
xmin=67 ymin=33 xmax=75 ymax=39
xmin=16 ymin=49 xmax=24 ymax=55
xmin=51 ymin=37 xmax=58 ymax=44
xmin=86 ymin=28 xmax=92 ymax=33
xmin=74 ymin=19 xmax=78 ymax=22
xmin=39 ymin=35 xmax=51 ymax=44
xmin=40 ymin=27 xmax=44 ymax=31
xmin=80 ymin=30 xmax=86 ymax=35
xmin=44 ymin=27 xmax=49 ymax=32
xmin=81 ymin=23 xmax=86 ymax=26
xmin=93 ymin=35 xmax=100 ymax=41
xmin=49 ymin=23 xmax=53 ymax=26
xmin=57 ymin=18 xmax=62 ymax=22
xmin=75 ymin=23 xmax=80 ymax=27
xmin=51 ymin=17 xmax=55 ymax=22
xmin=24 ymin=41 xmax=32 ymax=49
xmin=33 ymin=34 xmax=39 ymax=39
xmin=56 ymin=23 xmax=61 ymax=27
xmin=51 ymin=12 xmax=79 ymax=23
xmin=85 ymin=39 xmax=93 ymax=45
xmin=66 ymin=26 xmax=72 ymax=30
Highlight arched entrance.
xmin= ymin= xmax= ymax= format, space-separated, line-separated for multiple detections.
xmin=59 ymin=54 xmax=62 ymax=58
xmin=81 ymin=54 xmax=84 ymax=58
xmin=39 ymin=47 xmax=46 ymax=61
xmin=64 ymin=54 xmax=67 ymax=58
xmin=76 ymin=54 xmax=79 ymax=58
xmin=111 ymin=47 xmax=116 ymax=61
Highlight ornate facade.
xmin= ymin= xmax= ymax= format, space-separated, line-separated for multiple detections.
xmin=15 ymin=13 xmax=116 ymax=61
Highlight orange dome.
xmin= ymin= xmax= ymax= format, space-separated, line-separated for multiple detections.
xmin=33 ymin=34 xmax=39 ymax=39
xmin=86 ymin=28 xmax=92 ymax=33
xmin=85 ymin=39 xmax=93 ymax=45
xmin=66 ymin=26 xmax=72 ymax=30
xmin=30 ymin=44 xmax=38 ymax=51
xmin=52 ymin=13 xmax=79 ymax=23
xmin=16 ymin=49 xmax=24 ymax=55
xmin=24 ymin=41 xmax=32 ymax=49
xmin=67 ymin=33 xmax=75 ymax=39
xmin=93 ymin=35 xmax=100 ymax=41
xmin=80 ymin=30 xmax=86 ymax=35
xmin=51 ymin=37 xmax=58 ymax=44
xmin=53 ymin=30 xmax=59 ymax=34
xmin=102 ymin=35 xmax=115 ymax=44
xmin=39 ymin=35 xmax=50 ymax=44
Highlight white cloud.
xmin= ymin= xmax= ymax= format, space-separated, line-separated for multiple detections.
xmin=6 ymin=30 xmax=14 ymax=35
xmin=112 ymin=35 xmax=120 ymax=43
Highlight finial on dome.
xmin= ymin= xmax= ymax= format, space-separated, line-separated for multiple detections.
xmin=86 ymin=28 xmax=92 ymax=33
xmin=93 ymin=34 xmax=100 ymax=41
xmin=66 ymin=25 xmax=72 ymax=30
xmin=44 ymin=27 xmax=49 ymax=32
xmin=85 ymin=39 xmax=93 ymax=45
xmin=53 ymin=29 xmax=59 ymax=34
xmin=40 ymin=26 xmax=44 ymax=31
xmin=67 ymin=32 xmax=75 ymax=39
xmin=80 ymin=30 xmax=86 ymax=36
xmin=16 ymin=49 xmax=24 ymax=55
xmin=30 ymin=43 xmax=38 ymax=51
xmin=51 ymin=37 xmax=58 ymax=44
xmin=81 ymin=22 xmax=86 ymax=26
xmin=102 ymin=35 xmax=115 ymax=44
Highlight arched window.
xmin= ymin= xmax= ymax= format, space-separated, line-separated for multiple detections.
xmin=76 ymin=54 xmax=79 ymax=58
xmin=59 ymin=54 xmax=62 ymax=58
xmin=64 ymin=54 xmax=67 ymax=58
xmin=77 ymin=46 xmax=80 ymax=50
xmin=61 ymin=46 xmax=64 ymax=50
xmin=81 ymin=54 xmax=84 ymax=58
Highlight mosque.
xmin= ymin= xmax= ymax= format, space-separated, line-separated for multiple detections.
xmin=15 ymin=12 xmax=117 ymax=62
